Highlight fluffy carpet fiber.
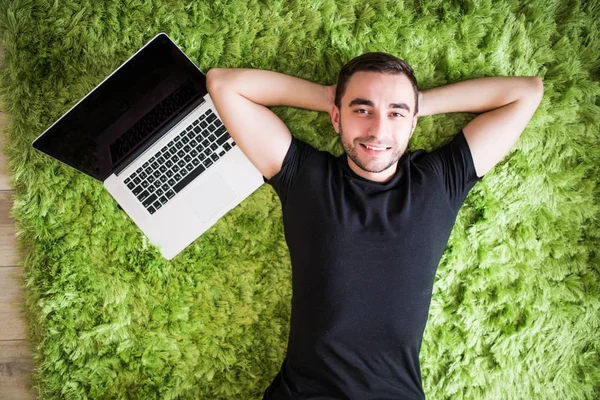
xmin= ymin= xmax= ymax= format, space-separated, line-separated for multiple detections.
xmin=0 ymin=0 xmax=598 ymax=398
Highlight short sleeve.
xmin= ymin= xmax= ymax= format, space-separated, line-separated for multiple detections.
xmin=416 ymin=129 xmax=483 ymax=212
xmin=263 ymin=137 xmax=318 ymax=208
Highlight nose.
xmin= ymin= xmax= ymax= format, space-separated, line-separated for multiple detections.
xmin=367 ymin=114 xmax=389 ymax=143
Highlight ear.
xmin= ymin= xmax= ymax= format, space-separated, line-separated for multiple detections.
xmin=331 ymin=105 xmax=340 ymax=134
xmin=409 ymin=113 xmax=418 ymax=138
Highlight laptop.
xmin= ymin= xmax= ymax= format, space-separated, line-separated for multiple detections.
xmin=32 ymin=32 xmax=264 ymax=260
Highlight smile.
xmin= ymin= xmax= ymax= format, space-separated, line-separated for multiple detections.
xmin=359 ymin=143 xmax=392 ymax=154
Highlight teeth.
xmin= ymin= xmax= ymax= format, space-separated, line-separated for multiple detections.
xmin=365 ymin=145 xmax=387 ymax=151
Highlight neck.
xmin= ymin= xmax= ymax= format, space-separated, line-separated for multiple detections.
xmin=346 ymin=157 xmax=398 ymax=183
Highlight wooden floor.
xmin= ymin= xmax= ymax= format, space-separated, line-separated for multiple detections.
xmin=0 ymin=43 xmax=37 ymax=399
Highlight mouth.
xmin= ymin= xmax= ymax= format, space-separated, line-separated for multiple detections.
xmin=359 ymin=143 xmax=392 ymax=155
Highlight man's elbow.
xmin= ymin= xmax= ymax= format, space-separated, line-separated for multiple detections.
xmin=529 ymin=76 xmax=544 ymax=101
xmin=206 ymin=68 xmax=231 ymax=94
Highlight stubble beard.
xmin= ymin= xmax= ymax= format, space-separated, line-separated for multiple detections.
xmin=339 ymin=118 xmax=406 ymax=174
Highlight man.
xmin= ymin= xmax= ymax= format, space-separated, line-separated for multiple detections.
xmin=206 ymin=53 xmax=543 ymax=400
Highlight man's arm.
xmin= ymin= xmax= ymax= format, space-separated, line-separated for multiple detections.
xmin=206 ymin=68 xmax=333 ymax=180
xmin=418 ymin=76 xmax=544 ymax=177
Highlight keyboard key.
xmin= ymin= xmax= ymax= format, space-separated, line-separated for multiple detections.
xmin=165 ymin=161 xmax=173 ymax=168
xmin=127 ymin=182 xmax=136 ymax=190
xmin=157 ymin=188 xmax=164 ymax=196
xmin=148 ymin=176 xmax=155 ymax=183
xmin=174 ymin=173 xmax=182 ymax=181
xmin=162 ymin=184 xmax=170 ymax=192
xmin=137 ymin=190 xmax=149 ymax=201
xmin=190 ymin=140 xmax=198 ymax=147
xmin=160 ymin=175 xmax=167 ymax=183
xmin=172 ymin=155 xmax=179 ymax=162
xmin=153 ymin=201 xmax=162 ymax=210
xmin=132 ymin=185 xmax=143 ymax=196
xmin=183 ymin=145 xmax=191 ymax=152
xmin=142 ymin=193 xmax=157 ymax=208
xmin=139 ymin=172 xmax=147 ymax=179
xmin=159 ymin=196 xmax=168 ymax=204
xmin=215 ymin=120 xmax=223 ymax=128
xmin=223 ymin=142 xmax=232 ymax=151
xmin=124 ymin=177 xmax=131 ymax=184
xmin=181 ymin=168 xmax=188 ymax=176
xmin=166 ymin=190 xmax=175 ymax=199
xmin=203 ymin=159 xmax=213 ymax=168
xmin=210 ymin=143 xmax=218 ymax=151
xmin=190 ymin=149 xmax=198 ymax=157
xmin=175 ymin=142 xmax=183 ymax=149
xmin=141 ymin=181 xmax=149 ymax=188
xmin=148 ymin=186 xmax=156 ymax=193
xmin=215 ymin=125 xmax=227 ymax=137
xmin=200 ymin=121 xmax=208 ymax=129
xmin=208 ymin=124 xmax=216 ymax=133
xmin=133 ymin=177 xmax=141 ymax=185
xmin=173 ymin=165 xmax=180 ymax=172
xmin=219 ymin=150 xmax=225 ymax=157
xmin=168 ymin=178 xmax=175 ymax=186
xmin=140 ymin=164 xmax=147 ymax=171
xmin=210 ymin=153 xmax=219 ymax=162
xmin=192 ymin=120 xmax=199 ymax=126
xmin=207 ymin=113 xmax=217 ymax=123
xmin=166 ymin=170 xmax=173 ymax=177
xmin=192 ymin=159 xmax=200 ymax=166
xmin=184 ymin=154 xmax=191 ymax=162
xmin=177 ymin=160 xmax=185 ymax=168
xmin=153 ymin=170 xmax=161 ymax=178
xmin=186 ymin=164 xmax=194 ymax=172
xmin=157 ymin=156 xmax=165 ymax=163
xmin=173 ymin=164 xmax=206 ymax=193
xmin=149 ymin=156 xmax=155 ymax=163
xmin=181 ymin=136 xmax=189 ymax=144
xmin=208 ymin=134 xmax=217 ymax=142
xmin=148 ymin=205 xmax=156 ymax=214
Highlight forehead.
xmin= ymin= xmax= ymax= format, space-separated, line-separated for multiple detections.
xmin=343 ymin=71 xmax=414 ymax=108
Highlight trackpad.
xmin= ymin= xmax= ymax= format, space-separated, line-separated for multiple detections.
xmin=186 ymin=173 xmax=237 ymax=223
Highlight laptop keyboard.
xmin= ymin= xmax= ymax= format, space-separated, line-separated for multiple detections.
xmin=123 ymin=109 xmax=236 ymax=215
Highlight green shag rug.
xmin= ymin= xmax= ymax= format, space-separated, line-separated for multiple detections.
xmin=1 ymin=0 xmax=599 ymax=398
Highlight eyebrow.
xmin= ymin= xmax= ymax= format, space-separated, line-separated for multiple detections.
xmin=348 ymin=97 xmax=411 ymax=113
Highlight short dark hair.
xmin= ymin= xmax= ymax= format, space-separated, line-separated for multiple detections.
xmin=335 ymin=52 xmax=419 ymax=116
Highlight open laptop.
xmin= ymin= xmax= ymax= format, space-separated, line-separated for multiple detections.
xmin=32 ymin=32 xmax=264 ymax=260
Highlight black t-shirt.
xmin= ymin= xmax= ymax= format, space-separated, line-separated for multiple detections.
xmin=262 ymin=130 xmax=482 ymax=400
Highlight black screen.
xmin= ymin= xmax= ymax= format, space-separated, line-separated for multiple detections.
xmin=32 ymin=33 xmax=207 ymax=181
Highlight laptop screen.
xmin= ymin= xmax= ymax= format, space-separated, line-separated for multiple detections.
xmin=32 ymin=33 xmax=207 ymax=181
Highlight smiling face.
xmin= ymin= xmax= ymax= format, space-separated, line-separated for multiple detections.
xmin=331 ymin=71 xmax=418 ymax=182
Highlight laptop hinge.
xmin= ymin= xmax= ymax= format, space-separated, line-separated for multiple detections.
xmin=112 ymin=96 xmax=206 ymax=177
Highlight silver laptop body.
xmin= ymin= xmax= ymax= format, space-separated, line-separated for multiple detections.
xmin=32 ymin=32 xmax=263 ymax=260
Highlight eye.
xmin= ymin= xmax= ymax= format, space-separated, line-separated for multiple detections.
xmin=391 ymin=112 xmax=404 ymax=118
xmin=355 ymin=108 xmax=369 ymax=114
